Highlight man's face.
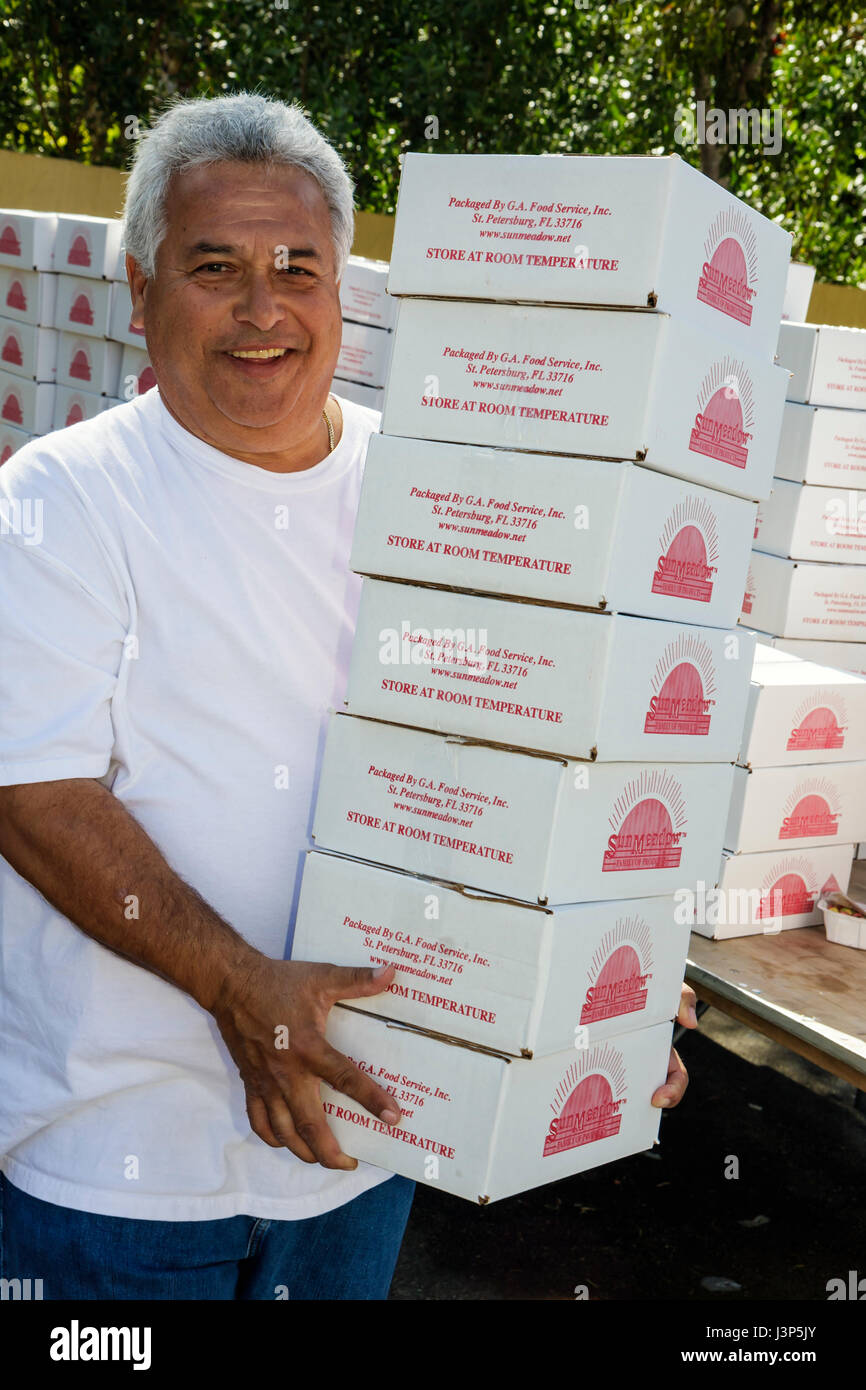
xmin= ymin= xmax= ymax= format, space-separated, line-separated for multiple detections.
xmin=128 ymin=160 xmax=343 ymax=460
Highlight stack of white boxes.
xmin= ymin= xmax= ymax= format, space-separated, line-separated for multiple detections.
xmin=742 ymin=320 xmax=866 ymax=676
xmin=695 ymin=641 xmax=866 ymax=939
xmin=0 ymin=209 xmax=155 ymax=467
xmin=332 ymin=254 xmax=394 ymax=411
xmin=291 ymin=153 xmax=792 ymax=1203
xmin=0 ymin=210 xmax=59 ymax=460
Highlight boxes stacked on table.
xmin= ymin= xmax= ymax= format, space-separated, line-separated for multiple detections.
xmin=331 ymin=255 xmax=393 ymax=412
xmin=692 ymin=642 xmax=866 ymax=940
xmin=292 ymin=153 xmax=792 ymax=1202
xmin=741 ymin=321 xmax=866 ymax=669
xmin=0 ymin=209 xmax=156 ymax=465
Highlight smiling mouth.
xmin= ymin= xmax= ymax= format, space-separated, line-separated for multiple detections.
xmin=227 ymin=347 xmax=291 ymax=360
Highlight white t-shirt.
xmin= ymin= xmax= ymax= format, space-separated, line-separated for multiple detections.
xmin=0 ymin=386 xmax=397 ymax=1221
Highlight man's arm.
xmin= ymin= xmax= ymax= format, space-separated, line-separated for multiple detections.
xmin=0 ymin=777 xmax=401 ymax=1170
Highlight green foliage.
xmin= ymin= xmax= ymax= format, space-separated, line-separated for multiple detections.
xmin=0 ymin=0 xmax=863 ymax=283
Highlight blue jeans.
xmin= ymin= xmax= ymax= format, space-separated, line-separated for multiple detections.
xmin=0 ymin=1171 xmax=415 ymax=1300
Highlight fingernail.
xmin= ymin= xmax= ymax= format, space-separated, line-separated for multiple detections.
xmin=658 ymin=1095 xmax=671 ymax=1107
xmin=381 ymin=1108 xmax=399 ymax=1124
xmin=372 ymin=964 xmax=391 ymax=977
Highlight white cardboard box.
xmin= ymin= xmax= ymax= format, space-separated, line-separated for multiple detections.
xmin=755 ymin=477 xmax=866 ymax=564
xmin=775 ymin=401 xmax=866 ymax=488
xmin=323 ymin=1005 xmax=672 ymax=1203
xmin=741 ymin=550 xmax=866 ymax=641
xmin=725 ymin=760 xmax=866 ymax=853
xmin=0 ymin=210 xmax=57 ymax=271
xmin=54 ymin=274 xmax=112 ymax=339
xmin=0 ymin=423 xmax=31 ymax=464
xmin=53 ymin=215 xmax=123 ymax=281
xmin=777 ymin=321 xmax=866 ymax=410
xmin=386 ymin=154 xmax=791 ymax=359
xmin=117 ymin=344 xmax=156 ymax=398
xmin=312 ymin=711 xmax=735 ymax=905
xmin=381 ymin=299 xmax=788 ymax=502
xmin=688 ymin=843 xmax=854 ymax=939
xmin=0 ymin=318 xmax=58 ymax=381
xmin=52 ymin=384 xmax=110 ymax=431
xmin=332 ymin=378 xmax=384 ymax=412
xmin=0 ymin=371 xmax=54 ymax=434
xmin=739 ymin=642 xmax=866 ymax=766
xmin=294 ymin=849 xmax=689 ymax=1057
xmin=336 ymin=318 xmax=394 ymax=389
xmin=55 ymin=333 xmax=123 ymax=395
xmin=340 ymin=255 xmax=396 ymax=330
xmin=771 ymin=637 xmax=866 ymax=677
xmin=781 ymin=263 xmax=815 ymax=323
xmin=351 ymin=433 xmax=757 ymax=628
xmin=0 ymin=268 xmax=57 ymax=327
xmin=108 ymin=281 xmax=147 ymax=348
xmin=345 ymin=577 xmax=755 ymax=762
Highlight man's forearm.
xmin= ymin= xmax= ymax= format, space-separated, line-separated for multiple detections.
xmin=0 ymin=778 xmax=262 ymax=1011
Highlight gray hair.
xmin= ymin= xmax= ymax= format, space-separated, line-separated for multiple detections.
xmin=122 ymin=92 xmax=355 ymax=279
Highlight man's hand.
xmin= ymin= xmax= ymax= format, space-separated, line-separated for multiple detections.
xmin=212 ymin=957 xmax=401 ymax=1170
xmin=651 ymin=982 xmax=698 ymax=1110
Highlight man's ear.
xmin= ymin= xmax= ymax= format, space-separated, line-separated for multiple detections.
xmin=126 ymin=254 xmax=147 ymax=330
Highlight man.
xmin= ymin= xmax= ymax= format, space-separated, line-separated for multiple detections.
xmin=0 ymin=92 xmax=695 ymax=1301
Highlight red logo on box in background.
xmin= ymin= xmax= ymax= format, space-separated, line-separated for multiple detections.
xmin=128 ymin=317 xmax=145 ymax=338
xmin=689 ymin=357 xmax=755 ymax=470
xmin=741 ymin=566 xmax=755 ymax=616
xmin=779 ymin=778 xmax=841 ymax=840
xmin=0 ymin=444 xmax=12 ymax=465
xmin=644 ymin=633 xmax=715 ymax=737
xmin=70 ymin=293 xmax=94 ymax=326
xmin=0 ymin=225 xmax=22 ymax=256
xmin=651 ymin=496 xmax=719 ymax=603
xmin=138 ymin=366 xmax=156 ymax=392
xmin=70 ymin=348 xmax=91 ymax=381
xmin=602 ymin=769 xmax=687 ymax=872
xmin=1 ymin=333 xmax=22 ymax=366
xmin=758 ymin=854 xmax=818 ymax=919
xmin=67 ymin=231 xmax=92 ymax=268
xmin=6 ymin=280 xmax=27 ymax=311
xmin=696 ymin=209 xmax=758 ymax=326
xmin=787 ymin=693 xmax=847 ymax=752
xmin=1 ymin=391 xmax=23 ymax=424
xmin=581 ymin=917 xmax=653 ymax=1024
xmin=544 ymin=1045 xmax=627 ymax=1156
xmin=65 ymin=403 xmax=85 ymax=426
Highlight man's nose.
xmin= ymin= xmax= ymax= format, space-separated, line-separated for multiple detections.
xmin=233 ymin=271 xmax=290 ymax=332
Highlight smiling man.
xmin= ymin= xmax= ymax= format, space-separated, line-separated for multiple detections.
xmin=0 ymin=93 xmax=692 ymax=1303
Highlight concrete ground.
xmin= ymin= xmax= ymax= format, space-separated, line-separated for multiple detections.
xmin=389 ymin=1003 xmax=866 ymax=1301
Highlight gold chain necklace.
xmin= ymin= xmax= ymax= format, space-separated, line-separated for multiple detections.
xmin=322 ymin=402 xmax=335 ymax=454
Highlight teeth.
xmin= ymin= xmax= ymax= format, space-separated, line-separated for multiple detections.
xmin=229 ymin=348 xmax=287 ymax=360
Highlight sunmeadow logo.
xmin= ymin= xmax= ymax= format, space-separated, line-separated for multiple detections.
xmin=580 ymin=916 xmax=652 ymax=1024
xmin=644 ymin=632 xmax=716 ymax=737
xmin=602 ymin=768 xmax=687 ymax=873
xmin=787 ymin=692 xmax=847 ymax=752
xmin=689 ymin=357 xmax=755 ymax=471
xmin=651 ymin=495 xmax=719 ymax=604
xmin=779 ymin=777 xmax=841 ymax=841
xmin=543 ymin=1042 xmax=627 ymax=1156
xmin=696 ymin=207 xmax=761 ymax=326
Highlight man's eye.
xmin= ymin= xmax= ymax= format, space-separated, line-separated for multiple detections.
xmin=280 ymin=265 xmax=313 ymax=276
xmin=195 ymin=262 xmax=231 ymax=273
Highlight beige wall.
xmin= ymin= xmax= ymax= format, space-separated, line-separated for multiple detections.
xmin=4 ymin=150 xmax=866 ymax=313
